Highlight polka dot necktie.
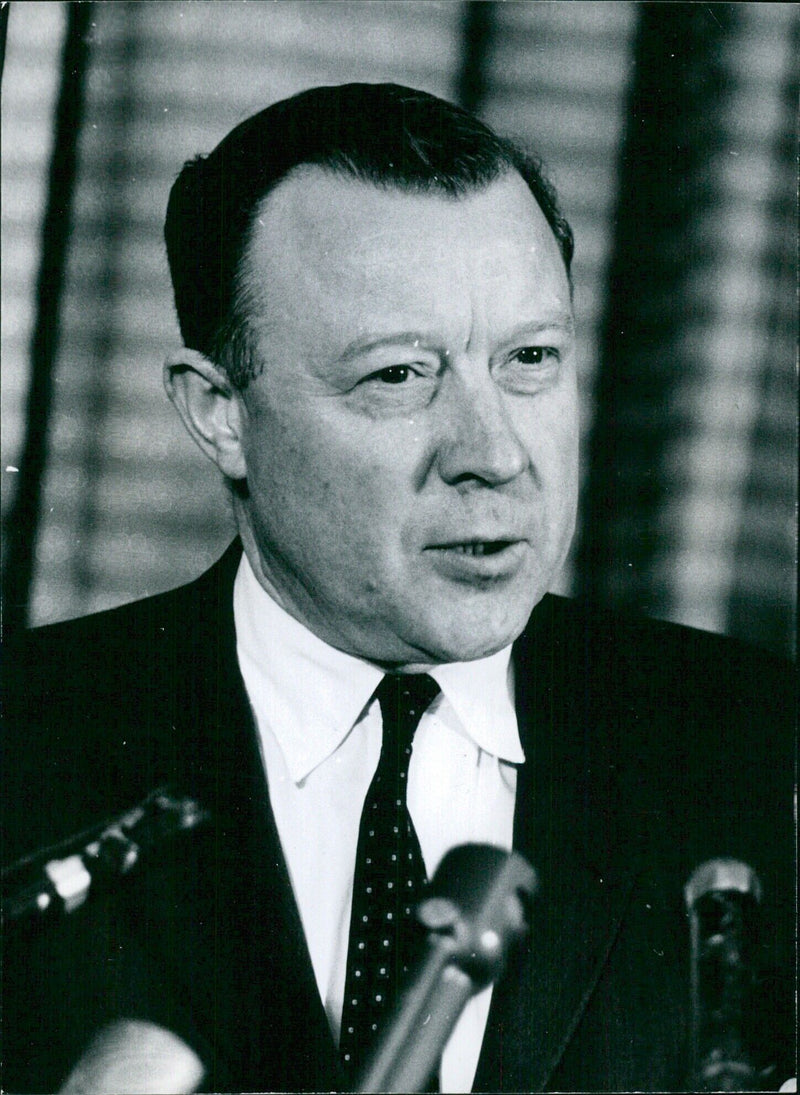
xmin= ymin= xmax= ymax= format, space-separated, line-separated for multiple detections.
xmin=339 ymin=672 xmax=440 ymax=1087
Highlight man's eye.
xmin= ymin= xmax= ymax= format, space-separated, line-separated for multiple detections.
xmin=372 ymin=365 xmax=413 ymax=384
xmin=351 ymin=362 xmax=435 ymax=413
xmin=513 ymin=346 xmax=556 ymax=366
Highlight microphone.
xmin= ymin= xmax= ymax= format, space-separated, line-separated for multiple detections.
xmin=356 ymin=843 xmax=537 ymax=1093
xmin=58 ymin=1020 xmax=204 ymax=1094
xmin=2 ymin=787 xmax=209 ymax=922
xmin=684 ymin=857 xmax=762 ymax=1091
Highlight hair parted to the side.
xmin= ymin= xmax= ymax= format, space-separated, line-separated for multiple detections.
xmin=165 ymin=82 xmax=574 ymax=389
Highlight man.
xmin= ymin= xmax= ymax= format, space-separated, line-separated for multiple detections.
xmin=2 ymin=84 xmax=794 ymax=1093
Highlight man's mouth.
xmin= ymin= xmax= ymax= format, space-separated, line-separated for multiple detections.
xmin=424 ymin=539 xmax=528 ymax=579
xmin=445 ymin=540 xmax=514 ymax=556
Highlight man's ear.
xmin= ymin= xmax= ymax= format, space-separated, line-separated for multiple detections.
xmin=163 ymin=348 xmax=247 ymax=480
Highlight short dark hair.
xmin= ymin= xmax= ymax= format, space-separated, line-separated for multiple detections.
xmin=165 ymin=82 xmax=574 ymax=388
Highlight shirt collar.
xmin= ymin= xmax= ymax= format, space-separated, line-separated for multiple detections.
xmin=233 ymin=553 xmax=524 ymax=783
xmin=429 ymin=654 xmax=524 ymax=765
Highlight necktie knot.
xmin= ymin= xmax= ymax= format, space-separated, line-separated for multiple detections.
xmin=374 ymin=672 xmax=440 ymax=752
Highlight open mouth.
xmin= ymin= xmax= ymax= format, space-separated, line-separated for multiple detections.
xmin=444 ymin=541 xmax=514 ymax=556
xmin=426 ymin=538 xmax=527 ymax=579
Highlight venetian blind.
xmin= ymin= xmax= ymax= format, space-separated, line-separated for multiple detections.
xmin=2 ymin=2 xmax=794 ymax=655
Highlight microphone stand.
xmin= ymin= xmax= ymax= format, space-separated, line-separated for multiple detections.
xmin=2 ymin=787 xmax=209 ymax=922
xmin=684 ymin=858 xmax=763 ymax=1092
xmin=356 ymin=844 xmax=537 ymax=1094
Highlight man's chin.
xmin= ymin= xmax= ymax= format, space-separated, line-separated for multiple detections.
xmin=395 ymin=598 xmax=538 ymax=666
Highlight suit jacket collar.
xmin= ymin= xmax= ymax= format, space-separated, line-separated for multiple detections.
xmin=473 ymin=600 xmax=643 ymax=1090
xmin=122 ymin=542 xmax=345 ymax=1090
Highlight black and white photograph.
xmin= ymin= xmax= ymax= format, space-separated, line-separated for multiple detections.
xmin=1 ymin=3 xmax=796 ymax=1092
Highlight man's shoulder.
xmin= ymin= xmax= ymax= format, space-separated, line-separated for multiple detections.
xmin=5 ymin=542 xmax=241 ymax=680
xmin=2 ymin=544 xmax=242 ymax=864
xmin=519 ymin=595 xmax=795 ymax=901
xmin=521 ymin=592 xmax=792 ymax=711
xmin=519 ymin=592 xmax=795 ymax=791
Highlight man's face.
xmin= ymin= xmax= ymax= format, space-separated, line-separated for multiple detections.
xmin=234 ymin=168 xmax=578 ymax=665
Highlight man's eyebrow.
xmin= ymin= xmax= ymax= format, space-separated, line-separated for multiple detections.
xmin=338 ymin=331 xmax=436 ymax=363
xmin=507 ymin=314 xmax=576 ymax=340
xmin=338 ymin=315 xmax=575 ymax=363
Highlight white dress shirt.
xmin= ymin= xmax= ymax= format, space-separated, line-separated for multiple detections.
xmin=233 ymin=554 xmax=524 ymax=1093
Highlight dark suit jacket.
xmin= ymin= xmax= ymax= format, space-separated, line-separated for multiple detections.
xmin=2 ymin=544 xmax=795 ymax=1092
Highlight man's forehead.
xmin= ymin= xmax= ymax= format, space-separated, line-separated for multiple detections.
xmin=257 ymin=165 xmax=551 ymax=239
xmin=241 ymin=167 xmax=569 ymax=313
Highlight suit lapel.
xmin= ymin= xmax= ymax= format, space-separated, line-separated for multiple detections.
xmin=473 ymin=597 xmax=642 ymax=1092
xmin=473 ymin=767 xmax=641 ymax=1092
xmin=126 ymin=545 xmax=345 ymax=1091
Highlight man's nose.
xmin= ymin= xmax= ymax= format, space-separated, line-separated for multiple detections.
xmin=434 ymin=373 xmax=530 ymax=487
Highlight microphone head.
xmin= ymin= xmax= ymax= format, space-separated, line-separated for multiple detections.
xmin=684 ymin=857 xmax=762 ymax=910
xmin=416 ymin=844 xmax=537 ymax=986
xmin=58 ymin=1020 xmax=204 ymax=1095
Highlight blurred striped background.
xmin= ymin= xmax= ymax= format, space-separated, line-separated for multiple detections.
xmin=1 ymin=2 xmax=796 ymax=655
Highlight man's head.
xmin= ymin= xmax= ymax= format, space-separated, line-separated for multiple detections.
xmin=165 ymin=83 xmax=573 ymax=389
xmin=164 ymin=83 xmax=579 ymax=667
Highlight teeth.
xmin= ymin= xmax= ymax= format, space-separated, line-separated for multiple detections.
xmin=451 ymin=542 xmax=507 ymax=556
